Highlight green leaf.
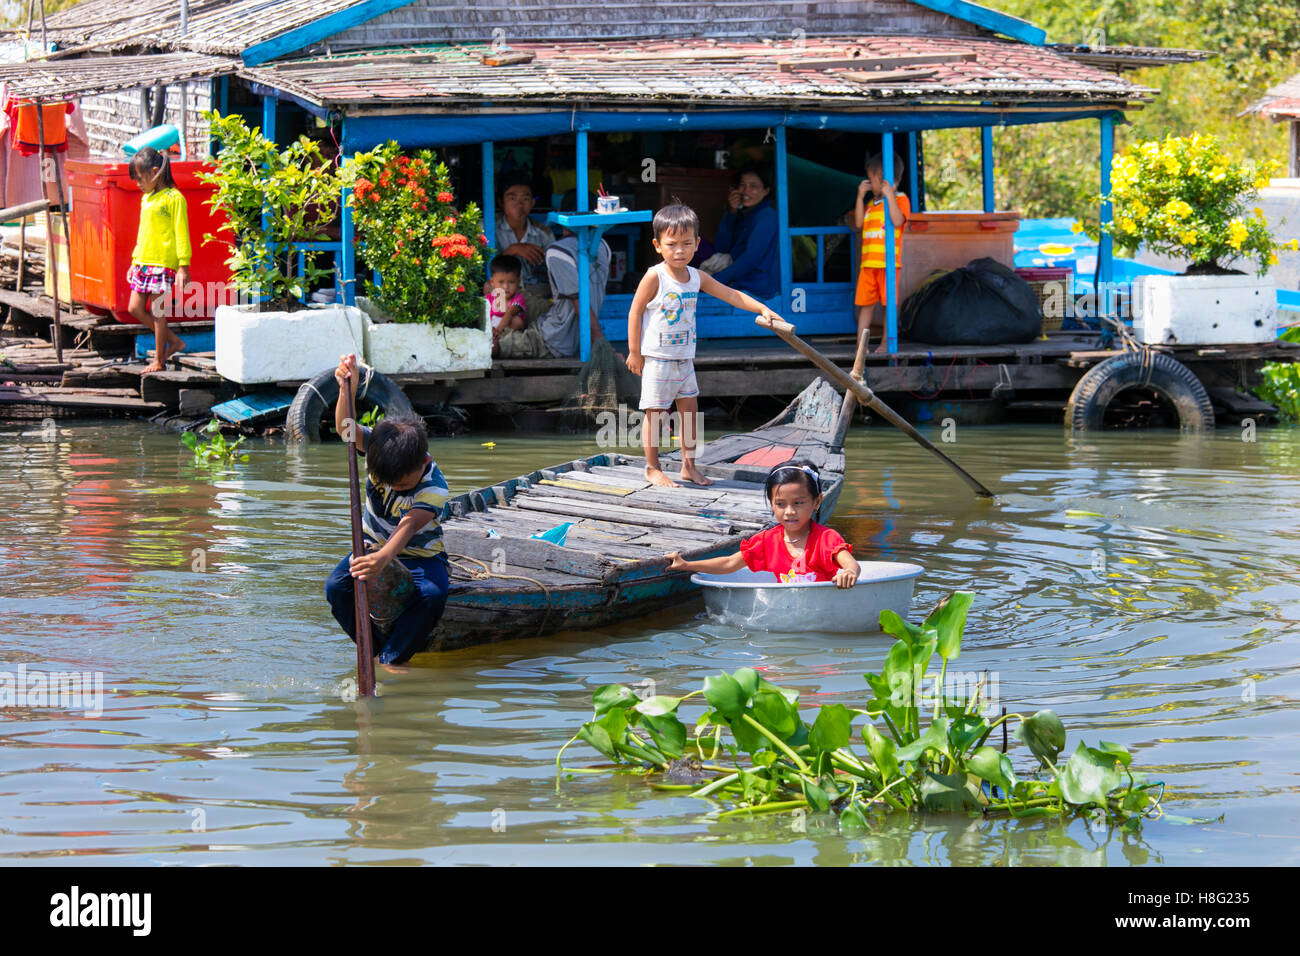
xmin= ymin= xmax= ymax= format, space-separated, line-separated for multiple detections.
xmin=808 ymin=703 xmax=853 ymax=753
xmin=919 ymin=771 xmax=986 ymax=811
xmin=839 ymin=800 xmax=869 ymax=832
xmin=703 ymin=672 xmax=749 ymax=719
xmin=878 ymin=609 xmax=921 ymax=646
xmin=1058 ymin=740 xmax=1123 ymax=808
xmin=922 ymin=591 xmax=974 ymax=661
xmin=1015 ymin=709 xmax=1067 ymax=766
xmin=863 ymin=723 xmax=899 ymax=780
xmin=181 ymin=432 xmax=197 ymax=450
xmin=732 ymin=667 xmax=760 ymax=699
xmin=948 ymin=714 xmax=990 ymax=755
xmin=728 ymin=713 xmax=768 ymax=754
xmin=632 ymin=695 xmax=681 ymax=717
xmin=641 ymin=712 xmax=687 ymax=760
xmin=801 ymin=776 xmax=831 ymax=812
xmin=1095 ymin=740 xmax=1132 ymax=768
xmin=894 ymin=716 xmax=951 ymax=763
xmin=577 ymin=720 xmax=616 ymax=760
xmin=593 ymin=683 xmax=637 ymax=715
xmin=967 ymin=745 xmax=1018 ymax=794
xmin=750 ymin=689 xmax=800 ymax=740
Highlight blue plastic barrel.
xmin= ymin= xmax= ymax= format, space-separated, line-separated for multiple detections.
xmin=123 ymin=124 xmax=183 ymax=159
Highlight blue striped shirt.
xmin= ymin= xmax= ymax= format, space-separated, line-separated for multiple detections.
xmin=358 ymin=427 xmax=449 ymax=558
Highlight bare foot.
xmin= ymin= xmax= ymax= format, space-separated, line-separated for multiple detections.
xmin=679 ymin=465 xmax=714 ymax=487
xmin=142 ymin=359 xmax=165 ymax=374
xmin=645 ymin=465 xmax=680 ymax=488
xmin=379 ymin=663 xmax=409 ymax=675
xmin=871 ymin=343 xmax=891 ymax=355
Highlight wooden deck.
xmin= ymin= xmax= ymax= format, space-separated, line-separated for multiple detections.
xmin=3 ymin=284 xmax=1298 ymax=423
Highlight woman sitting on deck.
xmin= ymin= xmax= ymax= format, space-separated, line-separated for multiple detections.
xmin=702 ymin=166 xmax=780 ymax=300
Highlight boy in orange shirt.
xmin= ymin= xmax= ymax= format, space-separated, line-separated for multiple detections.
xmin=853 ymin=153 xmax=910 ymax=355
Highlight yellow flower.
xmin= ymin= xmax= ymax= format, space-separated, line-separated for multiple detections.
xmin=1164 ymin=199 xmax=1193 ymax=219
xmin=1210 ymin=165 xmax=1225 ymax=182
xmin=1179 ymin=229 xmax=1199 ymax=245
xmin=1268 ymin=252 xmax=1279 ymax=266
xmin=1131 ymin=199 xmax=1149 ymax=218
xmin=1254 ymin=207 xmax=1265 ymax=217
xmin=1163 ymin=157 xmax=1181 ymax=175
xmin=1119 ymin=218 xmax=1136 ymax=234
xmin=1287 ymin=239 xmax=1300 ymax=251
xmin=1255 ymin=178 xmax=1271 ymax=190
xmin=1070 ymin=221 xmax=1084 ymax=234
xmin=1228 ymin=220 xmax=1249 ymax=249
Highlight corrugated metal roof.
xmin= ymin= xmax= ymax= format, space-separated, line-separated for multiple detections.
xmin=241 ymin=35 xmax=1153 ymax=110
xmin=0 ymin=52 xmax=238 ymax=99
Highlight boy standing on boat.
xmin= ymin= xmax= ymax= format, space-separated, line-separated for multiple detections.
xmin=324 ymin=354 xmax=451 ymax=666
xmin=626 ymin=203 xmax=783 ymax=488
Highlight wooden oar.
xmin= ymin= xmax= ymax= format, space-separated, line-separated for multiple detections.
xmin=757 ymin=316 xmax=995 ymax=498
xmin=345 ymin=370 xmax=376 ymax=697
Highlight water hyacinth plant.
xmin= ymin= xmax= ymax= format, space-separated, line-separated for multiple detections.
xmin=343 ymin=142 xmax=487 ymax=329
xmin=557 ymin=593 xmax=1164 ymax=829
xmin=1083 ymin=134 xmax=1298 ymax=276
xmin=182 ymin=418 xmax=249 ymax=465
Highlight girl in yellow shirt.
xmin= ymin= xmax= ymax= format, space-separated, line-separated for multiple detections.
xmin=127 ymin=148 xmax=191 ymax=373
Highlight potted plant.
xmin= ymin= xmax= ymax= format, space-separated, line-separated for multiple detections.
xmin=342 ymin=142 xmax=491 ymax=374
xmin=1092 ymin=134 xmax=1299 ymax=345
xmin=200 ymin=111 xmax=365 ymax=384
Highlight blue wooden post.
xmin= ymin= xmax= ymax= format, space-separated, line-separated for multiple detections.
xmin=262 ymin=95 xmax=276 ymax=143
xmin=481 ymin=140 xmax=495 ymax=250
xmin=340 ymin=185 xmax=355 ymax=306
xmin=576 ymin=126 xmax=591 ymax=360
xmin=882 ymin=133 xmax=897 ymax=354
xmin=907 ymin=130 xmax=920 ymax=205
xmin=981 ymin=125 xmax=995 ymax=213
xmin=1099 ymin=114 xmax=1115 ymax=328
xmin=774 ymin=124 xmax=792 ymax=315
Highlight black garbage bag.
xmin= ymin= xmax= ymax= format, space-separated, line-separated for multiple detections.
xmin=901 ymin=257 xmax=1041 ymax=345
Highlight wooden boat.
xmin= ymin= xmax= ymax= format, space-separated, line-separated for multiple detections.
xmin=420 ymin=378 xmax=848 ymax=651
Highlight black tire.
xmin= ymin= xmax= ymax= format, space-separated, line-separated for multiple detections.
xmin=284 ymin=367 xmax=415 ymax=443
xmin=1067 ymin=351 xmax=1215 ymax=432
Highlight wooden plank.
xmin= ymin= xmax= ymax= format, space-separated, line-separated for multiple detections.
xmin=442 ymin=528 xmax=617 ymax=580
xmin=839 ymin=68 xmax=939 ymax=84
xmin=780 ymin=53 xmax=976 ymax=71
xmin=537 ymin=476 xmax=636 ymax=497
xmin=211 ymin=390 xmax=297 ymax=424
xmin=511 ymin=494 xmax=734 ymax=535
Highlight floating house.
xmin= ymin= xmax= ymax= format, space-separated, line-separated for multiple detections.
xmin=2 ymin=0 xmax=1226 ymax=414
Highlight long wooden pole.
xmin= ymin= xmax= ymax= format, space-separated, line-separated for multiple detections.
xmin=35 ymin=98 xmax=63 ymax=363
xmin=345 ymin=371 xmax=376 ymax=697
xmin=757 ymin=315 xmax=995 ymax=498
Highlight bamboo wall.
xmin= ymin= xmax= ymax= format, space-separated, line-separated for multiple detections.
xmin=79 ymin=81 xmax=213 ymax=160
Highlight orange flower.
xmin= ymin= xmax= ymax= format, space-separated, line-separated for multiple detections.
xmin=437 ymin=191 xmax=454 ymax=203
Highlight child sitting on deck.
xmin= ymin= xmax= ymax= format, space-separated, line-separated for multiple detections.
xmin=665 ymin=461 xmax=859 ymax=588
xmin=324 ymin=354 xmax=451 ymax=666
xmin=486 ymin=253 xmax=527 ymax=358
xmin=626 ymin=202 xmax=784 ymax=489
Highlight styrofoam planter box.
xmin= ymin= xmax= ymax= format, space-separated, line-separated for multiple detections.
xmin=358 ymin=297 xmax=491 ymax=375
xmin=1133 ymin=274 xmax=1276 ymax=345
xmin=215 ymin=303 xmax=366 ymax=384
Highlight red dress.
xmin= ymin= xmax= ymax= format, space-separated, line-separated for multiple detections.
xmin=739 ymin=522 xmax=852 ymax=583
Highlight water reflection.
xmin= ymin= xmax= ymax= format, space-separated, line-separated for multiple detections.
xmin=0 ymin=421 xmax=1297 ymax=864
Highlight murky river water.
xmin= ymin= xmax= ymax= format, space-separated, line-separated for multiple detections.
xmin=1 ymin=418 xmax=1297 ymax=865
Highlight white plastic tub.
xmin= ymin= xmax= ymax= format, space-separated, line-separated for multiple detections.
xmin=691 ymin=560 xmax=924 ymax=633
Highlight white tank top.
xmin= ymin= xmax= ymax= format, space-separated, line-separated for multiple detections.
xmin=640 ymin=263 xmax=700 ymax=360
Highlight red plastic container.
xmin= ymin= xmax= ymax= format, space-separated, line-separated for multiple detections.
xmin=67 ymin=159 xmax=232 ymax=324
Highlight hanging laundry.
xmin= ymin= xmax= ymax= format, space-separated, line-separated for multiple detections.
xmin=5 ymin=100 xmax=76 ymax=156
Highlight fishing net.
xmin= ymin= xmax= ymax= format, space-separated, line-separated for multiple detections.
xmin=556 ymin=336 xmax=641 ymax=417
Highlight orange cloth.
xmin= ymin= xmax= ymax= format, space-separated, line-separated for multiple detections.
xmin=6 ymin=101 xmax=75 ymax=155
xmin=860 ymin=192 xmax=910 ymax=269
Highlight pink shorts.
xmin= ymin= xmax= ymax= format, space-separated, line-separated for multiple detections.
xmin=127 ymin=263 xmax=176 ymax=296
